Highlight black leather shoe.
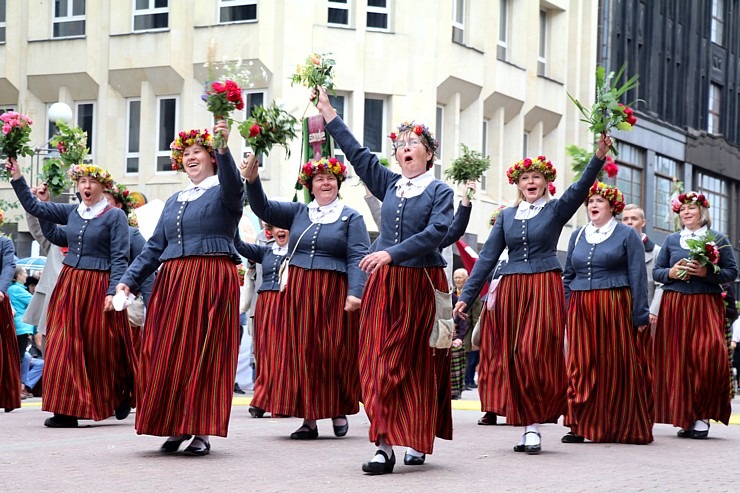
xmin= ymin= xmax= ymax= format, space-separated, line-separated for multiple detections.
xmin=362 ymin=450 xmax=395 ymax=475
xmin=403 ymin=453 xmax=426 ymax=465
xmin=44 ymin=414 xmax=79 ymax=428
xmin=233 ymin=383 xmax=246 ymax=395
xmin=115 ymin=401 xmax=131 ymax=420
xmin=183 ymin=437 xmax=211 ymax=456
xmin=332 ymin=415 xmax=349 ymax=437
xmin=561 ymin=431 xmax=585 ymax=443
xmin=676 ymin=428 xmax=692 ymax=438
xmin=290 ymin=425 xmax=319 ymax=440
xmin=513 ymin=443 xmax=525 ymax=452
xmin=691 ymin=429 xmax=709 ymax=439
xmin=248 ymin=406 xmax=265 ymax=418
xmin=160 ymin=434 xmax=192 ymax=453
xmin=478 ymin=412 xmax=498 ymax=425
xmin=523 ymin=431 xmax=541 ymax=455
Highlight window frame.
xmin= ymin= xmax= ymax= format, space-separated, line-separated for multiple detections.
xmin=366 ymin=0 xmax=390 ymax=32
xmin=708 ymin=83 xmax=721 ymax=134
xmin=480 ymin=119 xmax=489 ymax=191
xmin=327 ymin=0 xmax=351 ymax=28
xmin=329 ymin=93 xmax=348 ymax=162
xmin=653 ymin=155 xmax=679 ymax=232
xmin=75 ymin=101 xmax=95 ymax=158
xmin=52 ymin=0 xmax=86 ymax=39
xmin=452 ymin=0 xmax=465 ymax=44
xmin=363 ymin=96 xmax=387 ymax=155
xmin=711 ymin=0 xmax=724 ymax=46
xmin=615 ymin=163 xmax=643 ymax=209
xmin=497 ymin=0 xmax=509 ymax=60
xmin=243 ymin=90 xmax=265 ymax=167
xmin=537 ymin=9 xmax=548 ymax=76
xmin=132 ymin=0 xmax=169 ymax=33
xmin=0 ymin=0 xmax=6 ymax=44
xmin=155 ymin=96 xmax=178 ymax=174
xmin=218 ymin=0 xmax=257 ymax=25
xmin=434 ymin=106 xmax=444 ymax=180
xmin=125 ymin=98 xmax=141 ymax=175
xmin=696 ymin=170 xmax=729 ymax=233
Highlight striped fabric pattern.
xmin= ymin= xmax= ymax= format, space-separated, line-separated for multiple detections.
xmin=135 ymin=257 xmax=239 ymax=437
xmin=654 ymin=290 xmax=732 ymax=430
xmin=360 ymin=265 xmax=452 ymax=455
xmin=491 ymin=271 xmax=567 ymax=425
xmin=249 ymin=290 xmax=283 ymax=412
xmin=450 ymin=346 xmax=466 ymax=397
xmin=42 ymin=266 xmax=135 ymax=420
xmin=565 ymin=288 xmax=654 ymax=444
xmin=0 ymin=296 xmax=21 ymax=410
xmin=477 ymin=306 xmax=507 ymax=414
xmin=269 ymin=267 xmax=360 ymax=419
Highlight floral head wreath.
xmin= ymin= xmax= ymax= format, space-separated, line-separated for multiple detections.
xmin=68 ymin=164 xmax=114 ymax=187
xmin=388 ymin=121 xmax=439 ymax=156
xmin=298 ymin=157 xmax=348 ymax=187
xmin=587 ymin=181 xmax=626 ymax=215
xmin=672 ymin=191 xmax=710 ymax=213
xmin=489 ymin=205 xmax=506 ymax=227
xmin=506 ymin=156 xmax=557 ymax=184
xmin=170 ymin=129 xmax=214 ymax=172
xmin=106 ymin=181 xmax=137 ymax=214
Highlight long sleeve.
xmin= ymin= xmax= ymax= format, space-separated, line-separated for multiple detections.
xmin=625 ymin=229 xmax=650 ymax=326
xmin=129 ymin=228 xmax=154 ymax=306
xmin=245 ymin=177 xmax=301 ymax=230
xmin=553 ymin=155 xmax=605 ymax=222
xmin=234 ymin=232 xmax=267 ymax=264
xmin=11 ymin=176 xmax=74 ymax=224
xmin=345 ymin=212 xmax=371 ymax=298
xmin=40 ymin=221 xmax=68 ymax=247
xmin=0 ymin=239 xmax=16 ymax=294
xmin=459 ymin=209 xmax=507 ymax=307
xmin=107 ymin=209 xmax=130 ymax=295
xmin=562 ymin=228 xmax=579 ymax=305
xmin=216 ymin=149 xmax=247 ymax=213
xmin=652 ymin=238 xmax=672 ymax=285
xmin=25 ymin=212 xmax=52 ymax=255
xmin=120 ymin=211 xmax=167 ymax=292
xmin=440 ymin=202 xmax=472 ymax=249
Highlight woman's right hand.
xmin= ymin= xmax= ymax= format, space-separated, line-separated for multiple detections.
xmin=31 ymin=183 xmax=51 ymax=202
xmin=7 ymin=157 xmax=21 ymax=181
xmin=668 ymin=259 xmax=688 ymax=280
xmin=239 ymin=153 xmax=259 ymax=183
xmin=452 ymin=300 xmax=467 ymax=320
xmin=309 ymin=87 xmax=337 ymax=123
xmin=115 ymin=283 xmax=131 ymax=297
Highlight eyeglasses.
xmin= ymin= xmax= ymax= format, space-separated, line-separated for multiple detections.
xmin=395 ymin=138 xmax=422 ymax=149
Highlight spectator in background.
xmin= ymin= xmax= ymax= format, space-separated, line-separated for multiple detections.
xmin=8 ymin=266 xmax=35 ymax=362
xmin=451 ymin=282 xmax=468 ymax=400
xmin=21 ymin=350 xmax=44 ymax=398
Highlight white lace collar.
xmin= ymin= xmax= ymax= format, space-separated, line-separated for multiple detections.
xmin=584 ymin=217 xmax=618 ymax=245
xmin=395 ymin=170 xmax=435 ymax=198
xmin=679 ymin=225 xmax=708 ymax=249
xmin=514 ymin=197 xmax=547 ymax=220
xmin=307 ymin=197 xmax=343 ymax=224
xmin=177 ymin=175 xmax=220 ymax=202
xmin=272 ymin=243 xmax=289 ymax=255
xmin=77 ymin=197 xmax=108 ymax=219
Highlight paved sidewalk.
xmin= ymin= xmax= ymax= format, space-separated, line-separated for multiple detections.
xmin=2 ymin=395 xmax=739 ymax=492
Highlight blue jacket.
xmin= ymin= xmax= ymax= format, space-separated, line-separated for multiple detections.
xmin=0 ymin=237 xmax=15 ymax=295
xmin=326 ymin=117 xmax=454 ymax=267
xmin=129 ymin=227 xmax=154 ymax=306
xmin=234 ymin=238 xmax=286 ymax=293
xmin=245 ymin=178 xmax=370 ymax=298
xmin=9 ymin=282 xmax=34 ymax=335
xmin=563 ymin=222 xmax=650 ymax=326
xmin=12 ymin=177 xmax=130 ymax=296
xmin=120 ymin=150 xmax=245 ymax=291
xmin=459 ymin=154 xmax=605 ymax=307
xmin=653 ymin=230 xmax=738 ymax=294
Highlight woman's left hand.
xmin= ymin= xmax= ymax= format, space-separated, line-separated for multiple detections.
xmin=214 ymin=120 xmax=230 ymax=151
xmin=452 ymin=338 xmax=463 ymax=348
xmin=359 ymin=251 xmax=392 ymax=274
xmin=684 ymin=260 xmax=708 ymax=278
xmin=103 ymin=295 xmax=114 ymax=312
xmin=344 ymin=295 xmax=361 ymax=312
xmin=461 ymin=180 xmax=477 ymax=206
xmin=637 ymin=324 xmax=648 ymax=332
xmin=595 ymin=133 xmax=613 ymax=159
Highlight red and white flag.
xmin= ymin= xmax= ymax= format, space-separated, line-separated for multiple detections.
xmin=455 ymin=239 xmax=488 ymax=298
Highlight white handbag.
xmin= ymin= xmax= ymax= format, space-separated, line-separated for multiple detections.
xmin=279 ymin=222 xmax=316 ymax=293
xmin=425 ymin=270 xmax=454 ymax=349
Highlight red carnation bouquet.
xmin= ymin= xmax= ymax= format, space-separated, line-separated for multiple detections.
xmin=0 ymin=111 xmax=34 ymax=181
xmin=677 ymin=231 xmax=727 ymax=279
xmin=204 ymin=79 xmax=244 ymax=148
xmin=238 ymin=102 xmax=298 ymax=158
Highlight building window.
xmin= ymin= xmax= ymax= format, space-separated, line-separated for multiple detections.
xmin=434 ymin=106 xmax=444 ymax=180
xmin=133 ymin=0 xmax=168 ymax=32
xmin=76 ymin=102 xmax=94 ymax=156
xmin=708 ymin=83 xmax=721 ymax=134
xmin=522 ymin=132 xmax=529 ymax=158
xmin=497 ymin=0 xmax=509 ymax=60
xmin=480 ymin=119 xmax=489 ymax=191
xmin=711 ymin=0 xmax=724 ymax=46
xmin=363 ymin=97 xmax=385 ymax=153
xmin=696 ymin=171 xmax=729 ymax=233
xmin=367 ymin=0 xmax=389 ymax=31
xmin=328 ymin=0 xmax=350 ymax=26
xmin=329 ymin=94 xmax=347 ymax=162
xmin=53 ymin=0 xmax=86 ymax=38
xmin=219 ymin=0 xmax=257 ymax=24
xmin=452 ymin=0 xmax=465 ymax=44
xmin=126 ymin=99 xmax=141 ymax=174
xmin=538 ymin=10 xmax=547 ymax=76
xmin=653 ymin=155 xmax=679 ymax=231
xmin=243 ymin=91 xmax=264 ymax=164
xmin=615 ymin=142 xmax=645 ymax=208
xmin=0 ymin=0 xmax=6 ymax=43
xmin=156 ymin=97 xmax=177 ymax=172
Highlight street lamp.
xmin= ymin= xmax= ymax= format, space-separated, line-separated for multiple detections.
xmin=47 ymin=102 xmax=73 ymax=125
xmin=32 ymin=102 xmax=74 ymax=188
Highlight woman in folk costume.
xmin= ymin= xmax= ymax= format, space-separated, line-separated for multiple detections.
xmin=653 ymin=192 xmax=738 ymax=439
xmin=117 ymin=121 xmax=244 ymax=456
xmin=9 ymin=159 xmax=133 ymax=427
xmin=562 ymin=182 xmax=652 ymax=444
xmin=313 ymin=87 xmax=454 ymax=474
xmin=453 ymin=135 xmax=613 ymax=455
xmin=241 ymin=150 xmax=370 ymax=440
xmin=0 ymin=210 xmax=20 ymax=413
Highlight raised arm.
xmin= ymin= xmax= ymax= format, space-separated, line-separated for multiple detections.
xmin=11 ymin=176 xmax=74 ymax=224
xmin=215 ymin=149 xmax=246 ymax=213
xmin=440 ymin=201 xmax=472 ymax=249
xmin=40 ymin=220 xmax=69 ymax=247
xmin=233 ymin=230 xmax=267 ymax=264
xmin=554 ymin=134 xmax=611 ymax=221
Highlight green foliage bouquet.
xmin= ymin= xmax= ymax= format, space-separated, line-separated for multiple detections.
xmin=444 ymin=144 xmax=491 ymax=199
xmin=238 ymin=102 xmax=298 ymax=158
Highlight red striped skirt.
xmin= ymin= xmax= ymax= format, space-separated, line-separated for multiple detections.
xmin=359 ymin=265 xmax=452 ymax=455
xmin=42 ymin=266 xmax=135 ymax=420
xmin=269 ymin=267 xmax=360 ymax=419
xmin=478 ymin=305 xmax=507 ymax=414
xmin=491 ymin=271 xmax=567 ymax=425
xmin=654 ymin=291 xmax=731 ymax=429
xmin=0 ymin=296 xmax=21 ymax=410
xmin=135 ymin=257 xmax=239 ymax=437
xmin=249 ymin=290 xmax=283 ymax=411
xmin=565 ymin=288 xmax=654 ymax=443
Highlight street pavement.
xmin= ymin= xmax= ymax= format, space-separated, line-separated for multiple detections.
xmin=2 ymin=393 xmax=739 ymax=492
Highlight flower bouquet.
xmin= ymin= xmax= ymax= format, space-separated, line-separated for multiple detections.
xmin=43 ymin=121 xmax=90 ymax=195
xmin=238 ymin=102 xmax=298 ymax=158
xmin=444 ymin=144 xmax=491 ymax=200
xmin=203 ymin=79 xmax=245 ymax=148
xmin=677 ymin=230 xmax=727 ymax=279
xmin=0 ymin=111 xmax=34 ymax=181
xmin=237 ymin=263 xmax=247 ymax=285
xmin=290 ymin=52 xmax=336 ymax=105
xmin=566 ymin=144 xmax=619 ymax=181
xmin=568 ymin=64 xmax=639 ymax=155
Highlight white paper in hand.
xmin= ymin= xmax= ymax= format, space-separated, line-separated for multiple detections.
xmin=113 ymin=291 xmax=135 ymax=311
